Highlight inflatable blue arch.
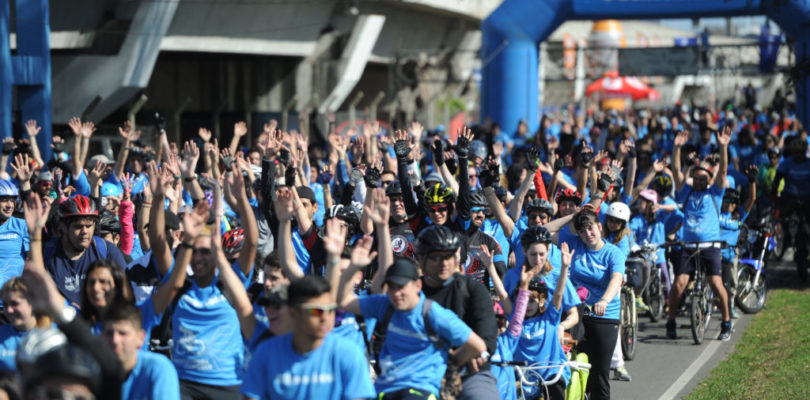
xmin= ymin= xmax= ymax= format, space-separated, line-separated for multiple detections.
xmin=482 ymin=0 xmax=810 ymax=135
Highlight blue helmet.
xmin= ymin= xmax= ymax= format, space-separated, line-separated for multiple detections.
xmin=101 ymin=183 xmax=123 ymax=197
xmin=0 ymin=179 xmax=19 ymax=197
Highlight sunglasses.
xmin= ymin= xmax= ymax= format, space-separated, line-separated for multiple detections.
xmin=471 ymin=206 xmax=487 ymax=213
xmin=299 ymin=303 xmax=337 ymax=317
xmin=429 ymin=206 xmax=449 ymax=213
xmin=427 ymin=252 xmax=455 ymax=262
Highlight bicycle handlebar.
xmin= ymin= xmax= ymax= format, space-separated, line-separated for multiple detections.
xmin=491 ymin=360 xmax=528 ymax=367
xmin=660 ymin=240 xmax=728 ymax=249
xmin=516 ymin=360 xmax=592 ymax=387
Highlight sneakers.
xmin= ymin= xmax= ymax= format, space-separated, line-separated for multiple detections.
xmin=718 ymin=321 xmax=732 ymax=341
xmin=635 ymin=297 xmax=649 ymax=312
xmin=613 ymin=366 xmax=632 ymax=381
xmin=666 ymin=319 xmax=677 ymax=339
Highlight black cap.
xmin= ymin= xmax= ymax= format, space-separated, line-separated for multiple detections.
xmin=165 ymin=211 xmax=181 ymax=231
xmin=296 ymin=186 xmax=316 ymax=203
xmin=385 ymin=258 xmax=420 ymax=286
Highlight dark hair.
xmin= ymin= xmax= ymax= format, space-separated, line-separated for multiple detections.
xmin=287 ymin=276 xmax=331 ymax=308
xmin=262 ymin=252 xmax=286 ymax=276
xmin=80 ymin=260 xmax=134 ymax=324
xmin=573 ymin=209 xmax=599 ymax=232
xmin=102 ymin=300 xmax=143 ymax=331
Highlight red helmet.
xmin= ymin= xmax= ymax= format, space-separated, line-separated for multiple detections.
xmin=222 ymin=228 xmax=245 ymax=254
xmin=555 ymin=188 xmax=583 ymax=206
xmin=58 ymin=195 xmax=98 ymax=219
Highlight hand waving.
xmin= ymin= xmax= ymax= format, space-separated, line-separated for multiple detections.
xmin=24 ymin=120 xmax=41 ymax=138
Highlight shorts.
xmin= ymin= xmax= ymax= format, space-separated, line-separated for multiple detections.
xmin=673 ymin=247 xmax=722 ymax=277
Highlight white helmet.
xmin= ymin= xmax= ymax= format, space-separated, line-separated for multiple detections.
xmin=606 ymin=202 xmax=631 ymax=223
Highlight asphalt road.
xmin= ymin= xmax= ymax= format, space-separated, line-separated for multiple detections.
xmin=610 ymin=254 xmax=803 ymax=400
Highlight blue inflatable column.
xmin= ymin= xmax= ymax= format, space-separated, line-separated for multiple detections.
xmin=791 ymin=38 xmax=809 ymax=126
xmin=481 ymin=36 xmax=538 ymax=136
xmin=0 ymin=0 xmax=12 ymax=139
xmin=13 ymin=0 xmax=52 ymax=162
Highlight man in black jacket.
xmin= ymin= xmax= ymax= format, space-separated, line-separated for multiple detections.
xmin=416 ymin=225 xmax=499 ymax=400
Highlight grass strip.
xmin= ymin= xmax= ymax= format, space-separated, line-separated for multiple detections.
xmin=685 ymin=288 xmax=810 ymax=400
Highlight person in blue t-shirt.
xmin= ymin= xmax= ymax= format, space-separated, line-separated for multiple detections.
xmin=242 ymin=276 xmax=376 ymax=400
xmin=43 ymin=195 xmax=128 ymax=307
xmin=668 ymin=127 xmax=733 ymax=342
xmin=0 ymin=179 xmax=28 ymax=292
xmin=101 ymin=301 xmax=180 ymax=400
xmin=630 ymin=190 xmax=676 ymax=294
xmin=719 ymin=173 xmax=756 ymax=320
xmin=0 ymin=277 xmax=38 ymax=372
xmin=567 ymin=209 xmax=626 ymax=400
xmin=339 ymin=256 xmax=486 ymax=400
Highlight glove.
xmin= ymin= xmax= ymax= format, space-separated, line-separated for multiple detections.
xmin=627 ymin=145 xmax=637 ymax=159
xmin=394 ymin=139 xmax=411 ymax=160
xmin=317 ymin=170 xmax=333 ymax=185
xmin=526 ymin=147 xmax=541 ymax=173
xmin=350 ymin=169 xmax=364 ymax=186
xmin=553 ymin=157 xmax=564 ymax=172
xmin=284 ymin=164 xmax=295 ymax=187
xmin=480 ymin=164 xmax=499 ymax=188
xmin=746 ymin=167 xmax=758 ymax=182
xmin=2 ymin=142 xmax=15 ymax=155
xmin=597 ymin=173 xmax=613 ymax=192
xmin=221 ymin=155 xmax=235 ymax=172
xmin=432 ymin=140 xmax=445 ymax=166
xmin=446 ymin=157 xmax=458 ymax=175
xmin=364 ymin=166 xmax=381 ymax=188
xmin=580 ymin=150 xmax=593 ymax=165
xmin=154 ymin=112 xmax=166 ymax=132
xmin=455 ymin=135 xmax=470 ymax=158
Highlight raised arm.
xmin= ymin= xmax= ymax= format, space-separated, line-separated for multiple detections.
xmin=431 ymin=139 xmax=459 ymax=194
xmin=24 ymin=120 xmax=45 ymax=168
xmin=482 ymin=244 xmax=511 ymax=313
xmin=365 ymin=188 xmax=392 ymax=294
xmin=632 ymin=159 xmax=666 ymax=199
xmin=338 ymin=236 xmax=376 ymax=316
xmin=138 ymin=183 xmax=152 ymax=252
xmin=229 ymin=122 xmax=248 ymax=155
xmin=68 ymin=117 xmax=85 ymax=179
xmin=622 ymin=140 xmax=638 ymax=198
xmin=274 ymin=187 xmax=305 ymax=279
xmin=554 ymin=242 xmax=573 ymax=310
xmin=227 ymin=170 xmax=259 ymax=277
xmin=178 ymin=141 xmax=205 ymax=202
xmin=509 ymin=169 xmax=536 ymax=222
xmin=743 ymin=165 xmax=757 ymax=214
xmin=715 ymin=125 xmax=731 ymax=190
xmin=393 ymin=130 xmax=420 ymax=216
xmin=147 ymin=161 xmax=176 ymax=277
xmin=115 ymin=122 xmax=142 ymax=179
xmin=671 ymin=130 xmax=689 ymax=191
xmin=455 ymin=127 xmax=473 ymax=220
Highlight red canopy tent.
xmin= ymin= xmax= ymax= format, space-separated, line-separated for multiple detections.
xmin=586 ymin=73 xmax=660 ymax=101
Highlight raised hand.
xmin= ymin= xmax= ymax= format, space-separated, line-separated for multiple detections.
xmin=24 ymin=120 xmax=41 ymax=138
xmin=198 ymin=127 xmax=212 ymax=143
xmin=273 ymin=187 xmax=295 ymax=221
xmin=745 ymin=165 xmax=759 ymax=182
xmin=68 ymin=117 xmax=83 ymax=136
xmin=11 ymin=154 xmax=33 ymax=182
xmin=593 ymin=149 xmax=609 ymax=165
xmin=365 ymin=188 xmax=390 ymax=225
xmin=717 ymin=125 xmax=732 ymax=147
xmin=432 ymin=139 xmax=445 ymax=166
xmin=519 ymin=261 xmax=539 ymax=289
xmin=2 ymin=138 xmax=16 ymax=155
xmin=233 ymin=121 xmax=247 ymax=138
xmin=479 ymin=157 xmax=500 ymax=187
xmin=493 ymin=141 xmax=504 ymax=159
xmin=455 ymin=126 xmax=473 ymax=158
xmin=526 ymin=146 xmax=542 ymax=172
xmin=560 ymin=241 xmax=574 ymax=268
xmin=393 ymin=130 xmax=411 ymax=160
xmin=350 ymin=235 xmax=377 ymax=267
xmin=351 ymin=136 xmax=365 ymax=162
xmin=183 ymin=201 xmax=211 ymax=240
xmin=179 ymin=141 xmax=200 ymax=177
xmin=652 ymin=158 xmax=666 ymax=173
xmin=146 ymin=161 xmax=160 ymax=195
xmin=324 ymin=217 xmax=347 ymax=258
xmin=409 ymin=121 xmax=424 ymax=141
xmin=220 ymin=148 xmax=235 ymax=172
xmin=163 ymin=152 xmax=181 ymax=178
xmin=673 ymin=130 xmax=690 ymax=147
xmin=23 ymin=192 xmax=50 ymax=234
xmin=479 ymin=244 xmax=494 ymax=268
xmin=118 ymin=121 xmax=134 ymax=141
xmin=364 ymin=160 xmax=383 ymax=188
xmin=225 ymin=168 xmax=245 ymax=196
xmin=263 ymin=119 xmax=278 ymax=136
xmin=81 ymin=122 xmax=96 ymax=139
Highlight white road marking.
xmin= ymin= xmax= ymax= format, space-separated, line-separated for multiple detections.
xmin=658 ymin=339 xmax=724 ymax=400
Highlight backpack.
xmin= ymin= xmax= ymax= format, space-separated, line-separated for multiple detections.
xmin=368 ymin=298 xmax=443 ymax=375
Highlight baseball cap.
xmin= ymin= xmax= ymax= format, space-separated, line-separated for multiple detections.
xmin=385 ymin=258 xmax=420 ymax=286
xmin=296 ymin=186 xmax=316 ymax=203
xmin=89 ymin=154 xmax=115 ymax=165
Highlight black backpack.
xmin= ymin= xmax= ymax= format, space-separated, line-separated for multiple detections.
xmin=367 ymin=298 xmax=443 ymax=375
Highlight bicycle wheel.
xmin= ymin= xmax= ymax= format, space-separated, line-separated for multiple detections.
xmin=772 ymin=220 xmax=785 ymax=260
xmin=735 ymin=263 xmax=767 ymax=314
xmin=646 ymin=269 xmax=664 ymax=322
xmin=689 ymin=289 xmax=705 ymax=345
xmin=701 ymin=283 xmax=712 ymax=333
xmin=621 ymin=289 xmax=637 ymax=360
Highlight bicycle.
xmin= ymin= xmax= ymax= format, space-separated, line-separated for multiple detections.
xmin=619 ymin=270 xmax=637 ymax=361
xmin=735 ymin=221 xmax=775 ymax=314
xmin=664 ymin=240 xmax=727 ymax=345
xmin=629 ymin=242 xmax=666 ymax=322
xmin=493 ymin=359 xmax=592 ymax=400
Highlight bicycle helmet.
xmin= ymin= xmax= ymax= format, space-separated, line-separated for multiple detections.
xmin=59 ymin=195 xmax=98 ymax=219
xmin=723 ymin=188 xmax=740 ymax=204
xmin=101 ymin=182 xmax=123 ymax=197
xmin=555 ymin=188 xmax=582 ymax=206
xmin=527 ymin=277 xmax=549 ymax=297
xmin=606 ymin=202 xmax=631 ymax=222
xmin=17 ymin=328 xmax=103 ymax=395
xmin=520 ymin=225 xmax=553 ymax=249
xmin=325 ymin=205 xmax=360 ymax=236
xmin=385 ymin=180 xmax=403 ymax=197
xmin=98 ymin=211 xmax=121 ymax=235
xmin=526 ymin=198 xmax=554 ymax=216
xmin=653 ymin=173 xmax=673 ymax=197
xmin=0 ymin=179 xmax=18 ymax=197
xmin=466 ymin=190 xmax=487 ymax=207
xmin=470 ymin=140 xmax=488 ymax=159
xmin=424 ymin=183 xmax=455 ymax=206
xmin=639 ymin=188 xmax=658 ymax=206
xmin=416 ymin=225 xmax=461 ymax=255
xmin=767 ymin=147 xmax=782 ymax=158
xmin=222 ymin=228 xmax=245 ymax=254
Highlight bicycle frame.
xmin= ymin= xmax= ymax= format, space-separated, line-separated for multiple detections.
xmin=513 ymin=360 xmax=592 ymax=400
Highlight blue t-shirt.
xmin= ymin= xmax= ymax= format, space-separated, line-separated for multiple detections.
xmin=629 ymin=213 xmax=668 ymax=264
xmin=71 ymin=171 xmax=91 ymax=197
xmin=569 ymin=240 xmax=626 ymax=320
xmin=502 ymin=247 xmax=580 ymax=315
xmin=0 ymin=324 xmax=27 ymax=372
xmin=172 ymin=277 xmax=244 ymax=387
xmin=331 ymin=310 xmax=376 ymax=352
xmin=720 ymin=210 xmax=750 ymax=262
xmin=358 ymin=293 xmax=472 ymax=396
xmin=492 ymin=330 xmax=520 ymax=400
xmin=122 ymin=350 xmax=180 ymax=400
xmin=675 ymin=183 xmax=725 ymax=243
xmin=44 ymin=237 xmax=128 ymax=306
xmin=515 ymin=303 xmax=569 ymax=396
xmin=90 ymin=299 xmax=160 ymax=351
xmin=241 ymin=333 xmax=376 ymax=400
xmin=777 ymin=157 xmax=810 ymax=199
xmin=0 ymin=217 xmax=29 ymax=293
xmin=558 ymin=224 xmax=579 ymax=250
xmin=605 ymin=231 xmax=633 ymax=257
xmin=482 ymin=218 xmax=511 ymax=267
xmin=509 ymin=219 xmax=529 ymax=269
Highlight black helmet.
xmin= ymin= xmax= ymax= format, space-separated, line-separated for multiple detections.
xmin=652 ymin=173 xmax=673 ymax=197
xmin=325 ymin=205 xmax=360 ymax=237
xmin=528 ymin=278 xmax=549 ymax=297
xmin=466 ymin=190 xmax=487 ymax=207
xmin=520 ymin=226 xmax=553 ymax=249
xmin=385 ymin=180 xmax=403 ymax=197
xmin=98 ymin=211 xmax=121 ymax=235
xmin=17 ymin=328 xmax=103 ymax=395
xmin=723 ymin=188 xmax=740 ymax=204
xmin=417 ymin=225 xmax=461 ymax=255
xmin=526 ymin=198 xmax=554 ymax=216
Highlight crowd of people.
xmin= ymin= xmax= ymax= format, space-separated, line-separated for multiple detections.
xmin=0 ymin=94 xmax=805 ymax=400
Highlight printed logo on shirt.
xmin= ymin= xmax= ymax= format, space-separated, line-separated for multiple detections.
xmin=275 ymin=372 xmax=335 ymax=386
xmin=463 ymin=248 xmax=486 ymax=284
xmin=523 ymin=328 xmax=546 ymax=339
xmin=0 ymin=233 xmax=18 ymax=240
xmin=64 ymin=274 xmax=84 ymax=293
